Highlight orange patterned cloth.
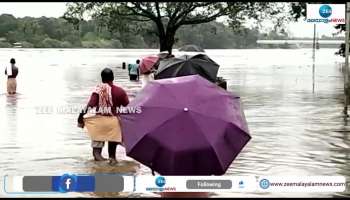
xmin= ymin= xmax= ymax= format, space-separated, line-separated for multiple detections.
xmin=93 ymin=83 xmax=113 ymax=115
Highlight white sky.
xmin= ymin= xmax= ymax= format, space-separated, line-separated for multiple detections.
xmin=0 ymin=2 xmax=343 ymax=38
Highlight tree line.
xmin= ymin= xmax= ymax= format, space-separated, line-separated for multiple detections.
xmin=0 ymin=14 xmax=343 ymax=50
xmin=0 ymin=13 xmax=297 ymax=49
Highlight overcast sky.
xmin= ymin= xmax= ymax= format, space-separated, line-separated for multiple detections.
xmin=0 ymin=2 xmax=342 ymax=38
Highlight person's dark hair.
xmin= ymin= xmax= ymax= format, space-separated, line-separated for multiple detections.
xmin=136 ymin=59 xmax=140 ymax=64
xmin=101 ymin=68 xmax=114 ymax=83
xmin=10 ymin=58 xmax=15 ymax=64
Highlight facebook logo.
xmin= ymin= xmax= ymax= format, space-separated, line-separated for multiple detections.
xmin=65 ymin=178 xmax=72 ymax=190
xmin=58 ymin=174 xmax=77 ymax=192
xmin=52 ymin=174 xmax=95 ymax=193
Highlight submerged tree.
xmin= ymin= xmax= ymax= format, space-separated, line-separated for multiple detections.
xmin=64 ymin=2 xmax=286 ymax=54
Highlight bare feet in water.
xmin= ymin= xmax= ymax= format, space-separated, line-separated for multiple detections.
xmin=109 ymin=158 xmax=118 ymax=165
xmin=94 ymin=155 xmax=107 ymax=161
xmin=93 ymin=148 xmax=107 ymax=161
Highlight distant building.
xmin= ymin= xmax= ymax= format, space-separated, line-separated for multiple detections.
xmin=13 ymin=42 xmax=22 ymax=48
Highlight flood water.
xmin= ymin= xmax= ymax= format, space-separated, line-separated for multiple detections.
xmin=0 ymin=48 xmax=349 ymax=197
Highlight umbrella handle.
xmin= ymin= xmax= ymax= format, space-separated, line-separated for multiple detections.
xmin=150 ymin=162 xmax=155 ymax=176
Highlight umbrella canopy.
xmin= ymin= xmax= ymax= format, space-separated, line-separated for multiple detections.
xmin=140 ymin=55 xmax=159 ymax=74
xmin=179 ymin=44 xmax=205 ymax=52
xmin=120 ymin=75 xmax=250 ymax=175
xmin=154 ymin=54 xmax=219 ymax=82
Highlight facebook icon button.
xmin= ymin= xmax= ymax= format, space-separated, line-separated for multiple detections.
xmin=57 ymin=174 xmax=77 ymax=193
xmin=52 ymin=174 xmax=95 ymax=193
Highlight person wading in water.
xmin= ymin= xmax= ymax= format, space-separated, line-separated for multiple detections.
xmin=5 ymin=58 xmax=19 ymax=95
xmin=78 ymin=68 xmax=129 ymax=164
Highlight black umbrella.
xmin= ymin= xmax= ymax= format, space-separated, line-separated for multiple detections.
xmin=154 ymin=54 xmax=219 ymax=82
xmin=178 ymin=44 xmax=205 ymax=52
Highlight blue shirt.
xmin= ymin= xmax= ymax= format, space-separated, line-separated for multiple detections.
xmin=128 ymin=64 xmax=139 ymax=75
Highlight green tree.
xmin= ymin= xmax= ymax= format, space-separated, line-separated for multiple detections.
xmin=82 ymin=32 xmax=98 ymax=41
xmin=60 ymin=41 xmax=73 ymax=48
xmin=40 ymin=38 xmax=63 ymax=48
xmin=19 ymin=41 xmax=34 ymax=48
xmin=79 ymin=20 xmax=96 ymax=37
xmin=37 ymin=17 xmax=58 ymax=39
xmin=6 ymin=30 xmax=25 ymax=44
xmin=110 ymin=39 xmax=123 ymax=48
xmin=0 ymin=14 xmax=18 ymax=37
xmin=0 ymin=41 xmax=11 ymax=48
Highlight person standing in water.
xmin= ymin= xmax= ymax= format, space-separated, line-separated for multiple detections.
xmin=4 ymin=58 xmax=19 ymax=94
xmin=128 ymin=60 xmax=140 ymax=81
xmin=78 ymin=68 xmax=129 ymax=164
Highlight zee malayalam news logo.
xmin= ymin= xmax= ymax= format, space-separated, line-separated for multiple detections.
xmin=319 ymin=5 xmax=332 ymax=18
xmin=145 ymin=176 xmax=176 ymax=192
xmin=306 ymin=4 xmax=345 ymax=24
xmin=259 ymin=179 xmax=270 ymax=189
xmin=155 ymin=176 xmax=166 ymax=187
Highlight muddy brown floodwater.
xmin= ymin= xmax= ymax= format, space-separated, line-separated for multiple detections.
xmin=0 ymin=48 xmax=349 ymax=197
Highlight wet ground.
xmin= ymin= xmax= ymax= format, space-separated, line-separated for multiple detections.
xmin=0 ymin=48 xmax=349 ymax=197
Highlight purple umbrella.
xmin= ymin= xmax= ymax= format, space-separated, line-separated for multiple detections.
xmin=120 ymin=75 xmax=250 ymax=175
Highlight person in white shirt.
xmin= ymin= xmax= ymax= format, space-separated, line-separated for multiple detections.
xmin=5 ymin=58 xmax=19 ymax=94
